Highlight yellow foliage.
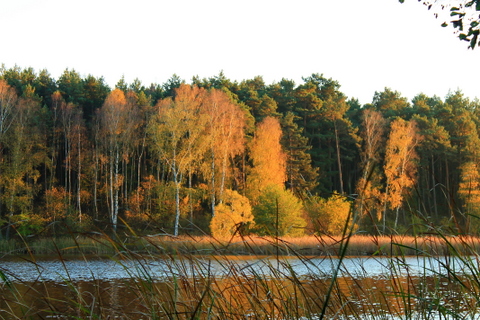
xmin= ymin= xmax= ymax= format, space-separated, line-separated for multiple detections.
xmin=210 ymin=189 xmax=254 ymax=239
xmin=45 ymin=187 xmax=68 ymax=222
xmin=247 ymin=116 xmax=286 ymax=203
xmin=458 ymin=161 xmax=480 ymax=233
xmin=384 ymin=118 xmax=421 ymax=211
xmin=306 ymin=192 xmax=354 ymax=236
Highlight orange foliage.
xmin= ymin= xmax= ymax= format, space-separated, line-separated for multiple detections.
xmin=45 ymin=187 xmax=68 ymax=222
xmin=247 ymin=116 xmax=286 ymax=202
xmin=384 ymin=118 xmax=421 ymax=211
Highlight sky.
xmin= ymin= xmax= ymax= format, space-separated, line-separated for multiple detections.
xmin=0 ymin=0 xmax=478 ymax=105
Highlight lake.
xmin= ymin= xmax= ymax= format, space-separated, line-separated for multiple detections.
xmin=0 ymin=254 xmax=478 ymax=319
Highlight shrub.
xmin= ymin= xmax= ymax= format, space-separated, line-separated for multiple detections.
xmin=306 ymin=192 xmax=354 ymax=236
xmin=253 ymin=184 xmax=306 ymax=237
xmin=210 ymin=189 xmax=254 ymax=238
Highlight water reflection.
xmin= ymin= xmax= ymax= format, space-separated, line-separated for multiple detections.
xmin=0 ymin=255 xmax=479 ymax=319
xmin=1 ymin=255 xmax=477 ymax=282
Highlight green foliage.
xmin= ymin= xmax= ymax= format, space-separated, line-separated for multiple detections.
xmin=253 ymin=184 xmax=306 ymax=237
xmin=3 ymin=66 xmax=480 ymax=237
xmin=305 ymin=192 xmax=354 ymax=236
xmin=10 ymin=213 xmax=45 ymax=236
xmin=404 ymin=0 xmax=480 ymax=48
xmin=210 ymin=189 xmax=254 ymax=238
xmin=281 ymin=112 xmax=318 ymax=196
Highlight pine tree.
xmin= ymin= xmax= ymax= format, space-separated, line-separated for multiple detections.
xmin=281 ymin=112 xmax=318 ymax=198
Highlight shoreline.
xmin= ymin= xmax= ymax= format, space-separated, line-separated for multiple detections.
xmin=1 ymin=234 xmax=479 ymax=258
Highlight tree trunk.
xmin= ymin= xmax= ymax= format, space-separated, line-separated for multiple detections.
xmin=174 ymin=169 xmax=180 ymax=237
xmin=334 ymin=120 xmax=344 ymax=194
xmin=211 ymin=150 xmax=216 ymax=217
xmin=109 ymin=149 xmax=115 ymax=231
xmin=394 ymin=206 xmax=400 ymax=230
xmin=77 ymin=128 xmax=82 ymax=222
xmin=383 ymin=183 xmax=389 ymax=234
xmin=432 ymin=155 xmax=438 ymax=219
xmin=113 ymin=148 xmax=120 ymax=232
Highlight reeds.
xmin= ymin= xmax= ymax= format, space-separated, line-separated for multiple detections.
xmin=3 ymin=233 xmax=480 ymax=257
xmin=2 ymin=231 xmax=480 ymax=319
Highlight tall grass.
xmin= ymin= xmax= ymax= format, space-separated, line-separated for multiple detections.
xmin=2 ymin=233 xmax=480 ymax=256
xmin=2 ymin=228 xmax=480 ymax=318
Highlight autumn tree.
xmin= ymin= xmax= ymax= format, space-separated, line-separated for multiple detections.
xmin=58 ymin=96 xmax=79 ymax=205
xmin=148 ymin=84 xmax=208 ymax=236
xmin=0 ymin=80 xmax=18 ymax=154
xmin=246 ymin=116 xmax=287 ymax=203
xmin=210 ymin=189 xmax=254 ymax=238
xmin=69 ymin=109 xmax=90 ymax=223
xmin=306 ymin=192 xmax=354 ymax=236
xmin=202 ymin=89 xmax=246 ymax=216
xmin=356 ymin=109 xmax=386 ymax=226
xmin=252 ymin=184 xmax=306 ymax=237
xmin=0 ymin=89 xmax=46 ymax=238
xmin=458 ymin=161 xmax=480 ymax=234
xmin=97 ymin=89 xmax=137 ymax=231
xmin=0 ymin=80 xmax=19 ymax=235
xmin=51 ymin=90 xmax=90 ymax=224
xmin=383 ymin=118 xmax=421 ymax=232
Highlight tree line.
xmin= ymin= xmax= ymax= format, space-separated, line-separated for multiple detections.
xmin=0 ymin=65 xmax=479 ymax=238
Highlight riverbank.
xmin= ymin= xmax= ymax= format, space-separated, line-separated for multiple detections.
xmin=2 ymin=233 xmax=480 ymax=319
xmin=1 ymin=233 xmax=479 ymax=257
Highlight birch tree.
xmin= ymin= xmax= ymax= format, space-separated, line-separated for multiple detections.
xmin=148 ymin=84 xmax=208 ymax=236
xmin=1 ymin=91 xmax=45 ymax=238
xmin=98 ymin=89 xmax=136 ymax=232
xmin=202 ymin=89 xmax=246 ymax=216
xmin=0 ymin=80 xmax=18 ymax=224
xmin=383 ymin=118 xmax=421 ymax=231
xmin=356 ymin=109 xmax=386 ymax=224
xmin=0 ymin=80 xmax=18 ymax=154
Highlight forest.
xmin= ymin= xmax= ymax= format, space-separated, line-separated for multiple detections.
xmin=0 ymin=65 xmax=478 ymax=239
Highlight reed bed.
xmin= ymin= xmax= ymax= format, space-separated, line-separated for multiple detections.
xmin=3 ymin=233 xmax=478 ymax=257
xmin=2 ymin=232 xmax=480 ymax=319
xmin=0 ymin=233 xmax=473 ymax=260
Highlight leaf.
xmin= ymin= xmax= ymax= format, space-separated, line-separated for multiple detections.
xmin=399 ymin=0 xmax=404 ymax=3
xmin=470 ymin=33 xmax=478 ymax=48
xmin=452 ymin=20 xmax=464 ymax=31
xmin=477 ymin=0 xmax=480 ymax=10
xmin=471 ymin=21 xmax=479 ymax=28
xmin=441 ymin=22 xmax=448 ymax=27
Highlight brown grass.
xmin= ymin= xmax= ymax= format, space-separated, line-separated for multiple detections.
xmin=3 ymin=233 xmax=480 ymax=257
xmin=141 ymin=234 xmax=480 ymax=257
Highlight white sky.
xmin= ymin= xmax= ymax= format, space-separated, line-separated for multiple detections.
xmin=0 ymin=0 xmax=478 ymax=104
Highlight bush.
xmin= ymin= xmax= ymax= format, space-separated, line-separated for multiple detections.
xmin=210 ymin=189 xmax=254 ymax=238
xmin=306 ymin=192 xmax=354 ymax=236
xmin=253 ymin=184 xmax=306 ymax=237
xmin=10 ymin=213 xmax=46 ymax=236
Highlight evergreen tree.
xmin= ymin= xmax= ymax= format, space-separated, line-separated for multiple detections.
xmin=281 ymin=112 xmax=318 ymax=198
